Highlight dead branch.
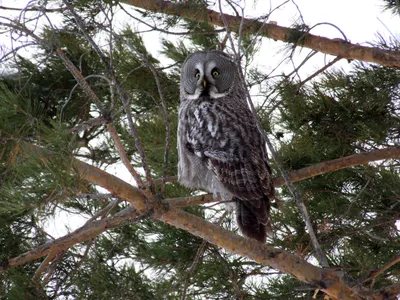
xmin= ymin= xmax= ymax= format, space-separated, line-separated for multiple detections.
xmin=62 ymin=1 xmax=156 ymax=194
xmin=296 ymin=56 xmax=343 ymax=90
xmin=120 ymin=0 xmax=400 ymax=68
xmin=33 ymin=251 xmax=58 ymax=282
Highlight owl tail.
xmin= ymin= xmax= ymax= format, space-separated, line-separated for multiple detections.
xmin=234 ymin=196 xmax=271 ymax=243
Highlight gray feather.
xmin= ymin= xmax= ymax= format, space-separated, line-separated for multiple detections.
xmin=178 ymin=50 xmax=274 ymax=243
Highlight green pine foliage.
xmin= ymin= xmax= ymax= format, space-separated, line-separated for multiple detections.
xmin=271 ymin=63 xmax=400 ymax=293
xmin=0 ymin=0 xmax=399 ymax=299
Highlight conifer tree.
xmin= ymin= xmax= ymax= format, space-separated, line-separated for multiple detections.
xmin=0 ymin=1 xmax=399 ymax=299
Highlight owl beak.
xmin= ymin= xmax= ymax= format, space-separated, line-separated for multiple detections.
xmin=203 ymin=79 xmax=207 ymax=88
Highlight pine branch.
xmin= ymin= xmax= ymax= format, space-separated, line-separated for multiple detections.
xmin=4 ymin=206 xmax=140 ymax=270
xmin=4 ymin=143 xmax=386 ymax=300
xmin=363 ymin=255 xmax=400 ymax=287
xmin=120 ymin=0 xmax=400 ymax=67
xmin=62 ymin=1 xmax=156 ymax=194
xmin=180 ymin=212 xmax=227 ymax=300
xmin=273 ymin=146 xmax=400 ymax=187
xmin=163 ymin=146 xmax=400 ymax=207
xmin=160 ymin=209 xmax=359 ymax=300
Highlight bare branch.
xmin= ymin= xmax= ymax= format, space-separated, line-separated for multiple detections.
xmin=217 ymin=2 xmax=328 ymax=267
xmin=163 ymin=146 xmax=400 ymax=207
xmin=33 ymin=251 xmax=58 ymax=282
xmin=363 ymin=255 xmax=400 ymax=287
xmin=41 ymin=250 xmax=67 ymax=286
xmin=120 ymin=0 xmax=400 ymax=67
xmin=9 ymin=144 xmax=363 ymax=299
xmin=0 ymin=5 xmax=64 ymax=13
xmin=106 ymin=123 xmax=149 ymax=193
xmin=296 ymin=56 xmax=342 ymax=90
xmin=63 ymin=0 xmax=156 ymax=193
xmin=181 ymin=212 xmax=227 ymax=300
xmin=127 ymin=45 xmax=171 ymax=195
xmin=4 ymin=206 xmax=140 ymax=270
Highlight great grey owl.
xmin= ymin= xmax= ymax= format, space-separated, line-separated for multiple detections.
xmin=177 ymin=50 xmax=274 ymax=243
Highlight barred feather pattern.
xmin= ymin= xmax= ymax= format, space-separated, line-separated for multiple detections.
xmin=178 ymin=51 xmax=274 ymax=243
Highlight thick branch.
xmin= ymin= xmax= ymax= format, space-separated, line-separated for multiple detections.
xmin=364 ymin=255 xmax=400 ymax=284
xmin=6 ymin=145 xmax=398 ymax=298
xmin=166 ymin=146 xmax=400 ymax=207
xmin=8 ymin=145 xmax=365 ymax=299
xmin=120 ymin=0 xmax=400 ymax=68
xmin=273 ymin=146 xmax=400 ymax=186
xmin=6 ymin=206 xmax=139 ymax=269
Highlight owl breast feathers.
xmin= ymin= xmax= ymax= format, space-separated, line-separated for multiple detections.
xmin=177 ymin=50 xmax=274 ymax=243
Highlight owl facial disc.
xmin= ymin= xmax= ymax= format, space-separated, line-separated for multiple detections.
xmin=181 ymin=51 xmax=235 ymax=100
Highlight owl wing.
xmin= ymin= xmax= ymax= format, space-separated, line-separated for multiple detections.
xmin=206 ymin=150 xmax=273 ymax=201
xmin=184 ymin=100 xmax=273 ymax=242
xmin=185 ymin=101 xmax=273 ymax=201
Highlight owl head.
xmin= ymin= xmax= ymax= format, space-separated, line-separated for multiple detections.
xmin=180 ymin=51 xmax=238 ymax=100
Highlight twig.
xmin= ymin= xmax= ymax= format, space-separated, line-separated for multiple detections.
xmin=296 ymin=56 xmax=342 ymax=90
xmin=210 ymin=244 xmax=246 ymax=299
xmin=363 ymin=255 xmax=400 ymax=287
xmin=61 ymin=74 xmax=112 ymax=118
xmin=63 ymin=0 xmax=156 ymax=193
xmin=128 ymin=46 xmax=171 ymax=195
xmin=32 ymin=251 xmax=58 ymax=282
xmin=180 ymin=212 xmax=227 ymax=300
xmin=87 ymin=198 xmax=121 ymax=222
xmin=120 ymin=0 xmax=400 ymax=67
xmin=218 ymin=1 xmax=329 ymax=268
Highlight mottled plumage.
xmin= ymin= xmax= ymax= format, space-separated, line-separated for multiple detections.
xmin=177 ymin=51 xmax=274 ymax=243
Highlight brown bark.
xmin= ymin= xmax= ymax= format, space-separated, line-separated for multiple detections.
xmin=6 ymin=147 xmax=358 ymax=299
xmin=273 ymin=146 xmax=400 ymax=186
xmin=6 ymin=207 xmax=139 ymax=269
xmin=166 ymin=146 xmax=400 ymax=207
xmin=363 ymin=255 xmax=400 ymax=284
xmin=10 ymin=144 xmax=400 ymax=299
xmin=120 ymin=0 xmax=400 ymax=68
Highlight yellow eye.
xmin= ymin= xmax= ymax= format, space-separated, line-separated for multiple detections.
xmin=195 ymin=71 xmax=200 ymax=78
xmin=212 ymin=69 xmax=220 ymax=77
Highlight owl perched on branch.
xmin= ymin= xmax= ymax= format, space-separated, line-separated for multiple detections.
xmin=177 ymin=50 xmax=274 ymax=243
